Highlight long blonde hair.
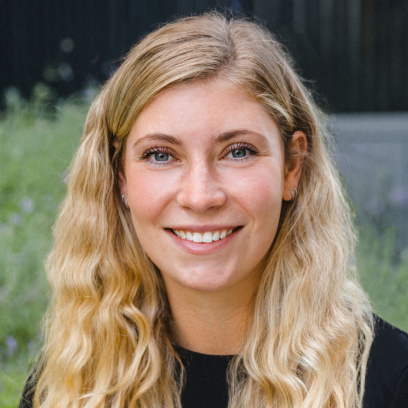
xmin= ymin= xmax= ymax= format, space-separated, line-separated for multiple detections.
xmin=32 ymin=12 xmax=374 ymax=408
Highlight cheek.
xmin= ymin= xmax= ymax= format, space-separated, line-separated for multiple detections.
xmin=126 ymin=169 xmax=176 ymax=227
xmin=227 ymin=167 xmax=284 ymax=222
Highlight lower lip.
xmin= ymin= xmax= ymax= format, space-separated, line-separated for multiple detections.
xmin=165 ymin=228 xmax=242 ymax=255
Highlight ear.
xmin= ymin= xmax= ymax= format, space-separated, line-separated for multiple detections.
xmin=113 ymin=140 xmax=128 ymax=197
xmin=282 ymin=131 xmax=307 ymax=201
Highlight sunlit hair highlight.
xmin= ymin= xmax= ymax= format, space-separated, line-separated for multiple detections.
xmin=32 ymin=12 xmax=374 ymax=408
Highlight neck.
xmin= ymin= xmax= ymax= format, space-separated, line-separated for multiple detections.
xmin=165 ymin=280 xmax=257 ymax=355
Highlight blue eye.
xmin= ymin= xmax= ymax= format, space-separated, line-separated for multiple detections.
xmin=224 ymin=142 xmax=259 ymax=160
xmin=154 ymin=152 xmax=170 ymax=161
xmin=140 ymin=146 xmax=177 ymax=166
xmin=231 ymin=149 xmax=247 ymax=158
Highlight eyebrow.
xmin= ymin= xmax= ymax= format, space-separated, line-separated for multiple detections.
xmin=132 ymin=133 xmax=180 ymax=148
xmin=132 ymin=129 xmax=268 ymax=149
xmin=215 ymin=129 xmax=268 ymax=144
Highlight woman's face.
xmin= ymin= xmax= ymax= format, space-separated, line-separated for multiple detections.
xmin=119 ymin=80 xmax=303 ymax=294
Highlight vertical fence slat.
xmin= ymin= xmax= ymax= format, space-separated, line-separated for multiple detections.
xmin=403 ymin=0 xmax=408 ymax=110
xmin=376 ymin=0 xmax=390 ymax=110
xmin=253 ymin=0 xmax=280 ymax=30
xmin=361 ymin=0 xmax=376 ymax=111
xmin=292 ymin=0 xmax=306 ymax=33
xmin=347 ymin=0 xmax=361 ymax=111
xmin=389 ymin=5 xmax=403 ymax=111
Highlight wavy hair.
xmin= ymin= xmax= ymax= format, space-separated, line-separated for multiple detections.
xmin=31 ymin=12 xmax=374 ymax=408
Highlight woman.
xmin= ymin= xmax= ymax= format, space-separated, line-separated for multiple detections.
xmin=20 ymin=12 xmax=408 ymax=408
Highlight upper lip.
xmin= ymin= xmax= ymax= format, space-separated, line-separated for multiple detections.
xmin=166 ymin=225 xmax=242 ymax=232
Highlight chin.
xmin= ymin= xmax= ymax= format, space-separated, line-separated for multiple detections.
xmin=168 ymin=267 xmax=236 ymax=292
xmin=183 ymin=280 xmax=231 ymax=292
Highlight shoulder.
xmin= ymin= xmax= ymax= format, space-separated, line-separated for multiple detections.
xmin=363 ymin=314 xmax=408 ymax=408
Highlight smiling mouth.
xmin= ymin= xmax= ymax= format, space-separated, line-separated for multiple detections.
xmin=168 ymin=227 xmax=242 ymax=243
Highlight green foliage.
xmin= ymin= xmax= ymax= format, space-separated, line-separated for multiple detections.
xmin=0 ymin=88 xmax=407 ymax=404
xmin=0 ymin=87 xmax=89 ymax=404
xmin=0 ymin=367 xmax=28 ymax=408
xmin=357 ymin=226 xmax=408 ymax=331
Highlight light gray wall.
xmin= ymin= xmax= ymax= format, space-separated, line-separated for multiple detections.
xmin=330 ymin=113 xmax=408 ymax=250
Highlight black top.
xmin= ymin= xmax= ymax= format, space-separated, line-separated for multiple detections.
xmin=179 ymin=314 xmax=408 ymax=408
xmin=20 ymin=315 xmax=408 ymax=408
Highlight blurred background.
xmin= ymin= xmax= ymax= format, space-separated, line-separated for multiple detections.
xmin=1 ymin=0 xmax=407 ymax=406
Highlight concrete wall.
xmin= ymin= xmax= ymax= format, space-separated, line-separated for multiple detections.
xmin=330 ymin=113 xmax=408 ymax=250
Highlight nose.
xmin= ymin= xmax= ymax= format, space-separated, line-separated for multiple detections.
xmin=176 ymin=162 xmax=226 ymax=212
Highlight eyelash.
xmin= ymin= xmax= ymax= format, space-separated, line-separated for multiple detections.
xmin=139 ymin=141 xmax=259 ymax=166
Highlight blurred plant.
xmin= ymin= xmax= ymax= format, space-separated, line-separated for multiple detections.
xmin=357 ymin=225 xmax=408 ymax=330
xmin=2 ymin=84 xmax=57 ymax=126
xmin=0 ymin=87 xmax=89 ymax=402
xmin=352 ymin=166 xmax=408 ymax=259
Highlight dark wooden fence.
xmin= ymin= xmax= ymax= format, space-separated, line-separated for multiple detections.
xmin=1 ymin=0 xmax=407 ymax=112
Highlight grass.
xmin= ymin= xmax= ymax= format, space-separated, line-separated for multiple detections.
xmin=0 ymin=86 xmax=407 ymax=406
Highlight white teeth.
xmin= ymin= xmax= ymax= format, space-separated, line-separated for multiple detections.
xmin=203 ymin=232 xmax=212 ymax=243
xmin=172 ymin=228 xmax=239 ymax=243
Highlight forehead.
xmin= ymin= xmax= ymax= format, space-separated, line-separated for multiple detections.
xmin=127 ymin=80 xmax=281 ymax=147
